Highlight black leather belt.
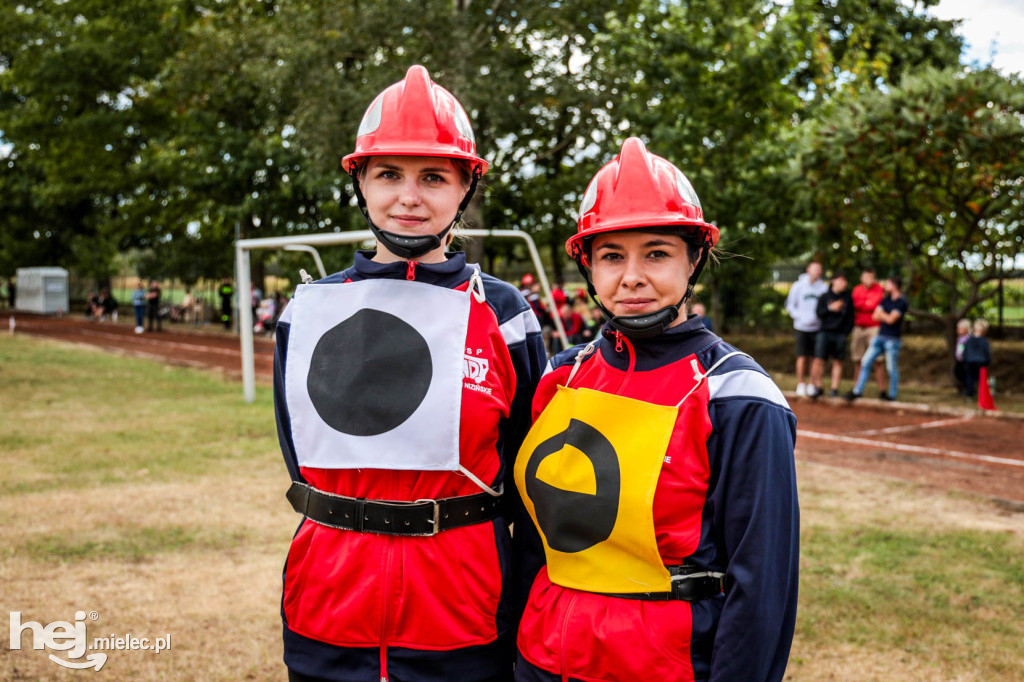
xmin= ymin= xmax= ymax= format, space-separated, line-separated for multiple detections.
xmin=600 ymin=565 xmax=725 ymax=601
xmin=286 ymin=481 xmax=503 ymax=537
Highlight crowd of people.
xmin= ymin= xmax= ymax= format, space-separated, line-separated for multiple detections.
xmin=784 ymin=263 xmax=908 ymax=401
xmin=81 ymin=279 xmax=290 ymax=336
xmin=783 ymin=262 xmax=994 ymax=404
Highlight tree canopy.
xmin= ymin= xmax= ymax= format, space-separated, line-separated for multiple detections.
xmin=800 ymin=66 xmax=1024 ymax=346
xmin=5 ymin=0 xmax=1017 ymax=332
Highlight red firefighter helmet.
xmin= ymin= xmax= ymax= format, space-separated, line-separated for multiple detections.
xmin=342 ymin=65 xmax=489 ymax=176
xmin=566 ymin=137 xmax=718 ymax=262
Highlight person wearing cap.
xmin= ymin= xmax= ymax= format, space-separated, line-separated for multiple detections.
xmin=513 ymin=138 xmax=799 ymax=682
xmin=273 ymin=65 xmax=546 ymax=682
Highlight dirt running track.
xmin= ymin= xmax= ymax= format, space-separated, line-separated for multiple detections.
xmin=10 ymin=312 xmax=1024 ymax=505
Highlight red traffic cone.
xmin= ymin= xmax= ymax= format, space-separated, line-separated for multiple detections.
xmin=978 ymin=367 xmax=997 ymax=411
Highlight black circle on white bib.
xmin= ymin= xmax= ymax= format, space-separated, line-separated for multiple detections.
xmin=306 ymin=309 xmax=432 ymax=436
xmin=524 ymin=418 xmax=620 ymax=553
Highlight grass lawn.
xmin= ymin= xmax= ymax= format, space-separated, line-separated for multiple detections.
xmin=1 ymin=335 xmax=1022 ymax=681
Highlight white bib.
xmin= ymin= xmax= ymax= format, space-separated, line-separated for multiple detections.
xmin=285 ymin=278 xmax=470 ymax=471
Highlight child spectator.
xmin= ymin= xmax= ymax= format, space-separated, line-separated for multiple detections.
xmin=953 ymin=318 xmax=971 ymax=395
xmin=963 ymin=319 xmax=992 ymax=399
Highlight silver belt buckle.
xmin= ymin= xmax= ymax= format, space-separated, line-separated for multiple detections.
xmin=414 ymin=498 xmax=440 ymax=536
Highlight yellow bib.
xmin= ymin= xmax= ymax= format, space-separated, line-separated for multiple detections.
xmin=514 ymin=385 xmax=678 ymax=593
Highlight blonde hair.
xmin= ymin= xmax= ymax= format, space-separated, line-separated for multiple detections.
xmin=957 ymin=318 xmax=971 ymax=333
xmin=973 ymin=319 xmax=989 ymax=336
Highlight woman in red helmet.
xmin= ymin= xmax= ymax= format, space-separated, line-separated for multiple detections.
xmin=273 ymin=65 xmax=546 ymax=682
xmin=513 ymin=138 xmax=800 ymax=681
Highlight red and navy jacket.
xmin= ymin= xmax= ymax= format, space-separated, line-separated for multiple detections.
xmin=274 ymin=251 xmax=547 ymax=682
xmin=516 ymin=316 xmax=799 ymax=682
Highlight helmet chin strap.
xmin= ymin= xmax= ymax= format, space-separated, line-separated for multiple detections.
xmin=349 ymin=166 xmax=482 ymax=261
xmin=574 ymin=237 xmax=712 ymax=341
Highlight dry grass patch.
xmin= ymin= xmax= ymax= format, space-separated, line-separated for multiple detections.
xmin=4 ymin=336 xmax=1024 ymax=680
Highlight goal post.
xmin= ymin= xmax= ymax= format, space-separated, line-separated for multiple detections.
xmin=235 ymin=228 xmax=567 ymax=402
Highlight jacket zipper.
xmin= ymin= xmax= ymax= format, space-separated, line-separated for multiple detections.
xmin=616 ymin=332 xmax=636 ymax=393
xmin=559 ymin=592 xmax=581 ymax=682
xmin=406 ymin=261 xmax=417 ymax=281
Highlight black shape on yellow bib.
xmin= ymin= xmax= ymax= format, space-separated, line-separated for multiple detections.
xmin=515 ymin=386 xmax=679 ymax=593
xmin=524 ymin=419 xmax=620 ymax=553
xmin=307 ymin=309 xmax=432 ymax=436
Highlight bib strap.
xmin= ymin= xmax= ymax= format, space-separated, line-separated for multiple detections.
xmin=599 ymin=565 xmax=725 ymax=601
xmin=286 ymin=482 xmax=502 ymax=537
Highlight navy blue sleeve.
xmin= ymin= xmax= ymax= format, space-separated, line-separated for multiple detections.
xmin=481 ymin=275 xmax=549 ymax=620
xmin=706 ymin=393 xmax=799 ymax=682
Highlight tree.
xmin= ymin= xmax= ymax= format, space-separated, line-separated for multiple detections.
xmin=800 ymin=67 xmax=1024 ymax=360
xmin=0 ymin=0 xmax=188 ymax=285
xmin=804 ymin=0 xmax=963 ymax=94
xmin=591 ymin=0 xmax=821 ymax=328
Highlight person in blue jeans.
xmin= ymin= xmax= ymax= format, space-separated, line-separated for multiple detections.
xmin=845 ymin=275 xmax=908 ymax=402
xmin=131 ymin=279 xmax=147 ymax=334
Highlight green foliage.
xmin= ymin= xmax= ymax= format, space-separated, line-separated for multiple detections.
xmin=800 ymin=66 xmax=1024 ymax=347
xmin=802 ymin=0 xmax=963 ymax=94
xmin=0 ymin=0 xmax=1000 ymax=329
xmin=596 ymin=0 xmax=820 ymax=326
xmin=0 ymin=0 xmax=188 ymax=282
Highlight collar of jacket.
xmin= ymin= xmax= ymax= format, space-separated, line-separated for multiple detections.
xmin=597 ymin=313 xmax=719 ymax=372
xmin=339 ymin=250 xmax=472 ymax=288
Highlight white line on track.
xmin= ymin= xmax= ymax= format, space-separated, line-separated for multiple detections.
xmin=850 ymin=416 xmax=972 ymax=437
xmin=797 ymin=429 xmax=1024 ymax=468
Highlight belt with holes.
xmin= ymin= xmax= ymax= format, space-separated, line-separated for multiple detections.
xmin=285 ymin=481 xmax=503 ymax=537
xmin=599 ymin=565 xmax=726 ymax=601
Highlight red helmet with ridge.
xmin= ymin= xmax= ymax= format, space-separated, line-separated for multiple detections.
xmin=566 ymin=137 xmax=717 ymax=263
xmin=342 ymin=65 xmax=488 ymax=260
xmin=567 ymin=137 xmax=718 ymax=340
xmin=342 ymin=65 xmax=488 ymax=176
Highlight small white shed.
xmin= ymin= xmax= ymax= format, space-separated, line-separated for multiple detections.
xmin=15 ymin=267 xmax=70 ymax=314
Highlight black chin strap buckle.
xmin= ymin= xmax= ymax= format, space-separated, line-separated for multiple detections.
xmin=607 ymin=307 xmax=680 ymax=340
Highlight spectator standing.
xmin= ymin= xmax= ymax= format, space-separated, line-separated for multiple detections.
xmin=146 ymin=280 xmax=162 ymax=332
xmin=251 ymin=282 xmax=262 ymax=323
xmin=846 ymin=275 xmax=908 ymax=401
xmin=784 ymin=261 xmax=827 ymax=397
xmin=851 ymin=267 xmax=886 ymax=393
xmin=953 ymin=318 xmax=971 ymax=394
xmin=811 ymin=270 xmax=854 ymax=397
xmin=963 ymin=319 xmax=992 ymax=399
xmin=219 ymin=278 xmax=234 ymax=330
xmin=131 ymin=280 xmax=146 ymax=333
xmin=181 ymin=288 xmax=195 ymax=325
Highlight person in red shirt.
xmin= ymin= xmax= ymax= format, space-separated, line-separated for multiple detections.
xmin=850 ymin=267 xmax=886 ymax=395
